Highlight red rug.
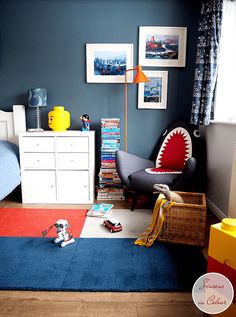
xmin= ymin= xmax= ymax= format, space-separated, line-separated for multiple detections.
xmin=0 ymin=208 xmax=87 ymax=237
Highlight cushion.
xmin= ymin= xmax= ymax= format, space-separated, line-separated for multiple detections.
xmin=156 ymin=126 xmax=192 ymax=170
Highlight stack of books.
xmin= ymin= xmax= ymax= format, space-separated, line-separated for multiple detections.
xmin=97 ymin=118 xmax=125 ymax=200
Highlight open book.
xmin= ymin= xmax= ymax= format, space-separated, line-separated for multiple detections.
xmin=86 ymin=203 xmax=113 ymax=218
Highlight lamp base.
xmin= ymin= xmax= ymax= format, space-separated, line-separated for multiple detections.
xmin=27 ymin=128 xmax=44 ymax=132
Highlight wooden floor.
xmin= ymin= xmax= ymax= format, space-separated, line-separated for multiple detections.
xmin=0 ymin=193 xmax=219 ymax=317
xmin=0 ymin=291 xmax=206 ymax=317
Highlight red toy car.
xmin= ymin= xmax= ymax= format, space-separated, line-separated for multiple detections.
xmin=103 ymin=218 xmax=122 ymax=233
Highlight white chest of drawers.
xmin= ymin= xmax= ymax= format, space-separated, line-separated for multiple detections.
xmin=19 ymin=131 xmax=95 ymax=204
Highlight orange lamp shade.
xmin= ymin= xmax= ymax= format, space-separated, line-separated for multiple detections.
xmin=133 ymin=65 xmax=149 ymax=83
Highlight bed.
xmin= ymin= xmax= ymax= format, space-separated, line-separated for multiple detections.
xmin=0 ymin=105 xmax=26 ymax=200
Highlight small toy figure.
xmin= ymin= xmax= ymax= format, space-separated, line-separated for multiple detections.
xmin=80 ymin=114 xmax=90 ymax=131
xmin=42 ymin=219 xmax=75 ymax=247
xmin=153 ymin=184 xmax=184 ymax=203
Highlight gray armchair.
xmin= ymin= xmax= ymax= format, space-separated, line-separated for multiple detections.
xmin=116 ymin=121 xmax=200 ymax=210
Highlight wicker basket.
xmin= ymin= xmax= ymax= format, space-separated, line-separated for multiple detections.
xmin=158 ymin=192 xmax=207 ymax=247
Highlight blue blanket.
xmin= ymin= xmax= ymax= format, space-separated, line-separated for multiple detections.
xmin=0 ymin=140 xmax=20 ymax=200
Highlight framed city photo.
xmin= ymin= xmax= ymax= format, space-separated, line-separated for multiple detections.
xmin=139 ymin=26 xmax=187 ymax=67
xmin=86 ymin=43 xmax=133 ymax=83
xmin=138 ymin=71 xmax=168 ymax=109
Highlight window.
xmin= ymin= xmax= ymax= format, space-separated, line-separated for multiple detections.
xmin=214 ymin=0 xmax=236 ymax=123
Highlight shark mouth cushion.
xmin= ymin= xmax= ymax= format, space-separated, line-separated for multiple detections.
xmin=146 ymin=126 xmax=192 ymax=174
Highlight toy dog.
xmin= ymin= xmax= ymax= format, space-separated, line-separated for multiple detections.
xmin=42 ymin=219 xmax=75 ymax=247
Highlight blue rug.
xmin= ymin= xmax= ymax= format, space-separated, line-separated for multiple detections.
xmin=0 ymin=237 xmax=206 ymax=291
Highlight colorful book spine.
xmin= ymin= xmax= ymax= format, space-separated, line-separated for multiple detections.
xmin=97 ymin=118 xmax=124 ymax=201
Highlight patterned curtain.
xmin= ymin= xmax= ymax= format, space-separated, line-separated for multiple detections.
xmin=190 ymin=0 xmax=223 ymax=126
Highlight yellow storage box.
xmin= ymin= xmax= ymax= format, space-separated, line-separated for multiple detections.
xmin=48 ymin=106 xmax=70 ymax=132
xmin=208 ymin=220 xmax=236 ymax=270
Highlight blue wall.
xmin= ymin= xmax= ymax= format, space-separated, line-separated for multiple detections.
xmin=0 ymin=0 xmax=200 ymax=160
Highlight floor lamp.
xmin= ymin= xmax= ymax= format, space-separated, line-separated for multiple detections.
xmin=124 ymin=65 xmax=149 ymax=152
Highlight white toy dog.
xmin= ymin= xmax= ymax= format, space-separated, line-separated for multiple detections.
xmin=42 ymin=219 xmax=75 ymax=247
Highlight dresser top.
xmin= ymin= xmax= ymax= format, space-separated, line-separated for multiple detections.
xmin=19 ymin=130 xmax=95 ymax=137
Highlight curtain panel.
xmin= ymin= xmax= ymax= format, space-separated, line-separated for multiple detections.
xmin=190 ymin=0 xmax=223 ymax=126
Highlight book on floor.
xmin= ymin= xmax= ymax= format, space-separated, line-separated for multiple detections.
xmin=86 ymin=203 xmax=113 ymax=218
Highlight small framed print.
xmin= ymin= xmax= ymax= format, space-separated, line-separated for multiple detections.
xmin=139 ymin=26 xmax=187 ymax=67
xmin=86 ymin=43 xmax=133 ymax=83
xmin=138 ymin=70 xmax=168 ymax=109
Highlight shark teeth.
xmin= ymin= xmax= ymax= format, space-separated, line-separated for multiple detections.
xmin=155 ymin=127 xmax=192 ymax=167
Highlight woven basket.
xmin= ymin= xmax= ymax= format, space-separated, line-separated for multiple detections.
xmin=158 ymin=192 xmax=207 ymax=247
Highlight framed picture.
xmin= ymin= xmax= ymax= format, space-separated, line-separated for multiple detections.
xmin=139 ymin=26 xmax=187 ymax=67
xmin=138 ymin=71 xmax=168 ymax=109
xmin=86 ymin=43 xmax=133 ymax=83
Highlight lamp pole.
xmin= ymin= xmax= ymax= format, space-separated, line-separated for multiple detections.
xmin=124 ymin=69 xmax=130 ymax=153
xmin=124 ymin=65 xmax=149 ymax=152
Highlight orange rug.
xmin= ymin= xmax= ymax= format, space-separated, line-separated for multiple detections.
xmin=0 ymin=208 xmax=87 ymax=237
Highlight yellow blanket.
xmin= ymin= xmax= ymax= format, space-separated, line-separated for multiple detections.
xmin=134 ymin=196 xmax=174 ymax=248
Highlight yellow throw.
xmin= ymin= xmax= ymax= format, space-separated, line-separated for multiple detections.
xmin=134 ymin=197 xmax=174 ymax=248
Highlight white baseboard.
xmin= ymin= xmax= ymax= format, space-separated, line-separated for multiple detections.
xmin=206 ymin=197 xmax=227 ymax=220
